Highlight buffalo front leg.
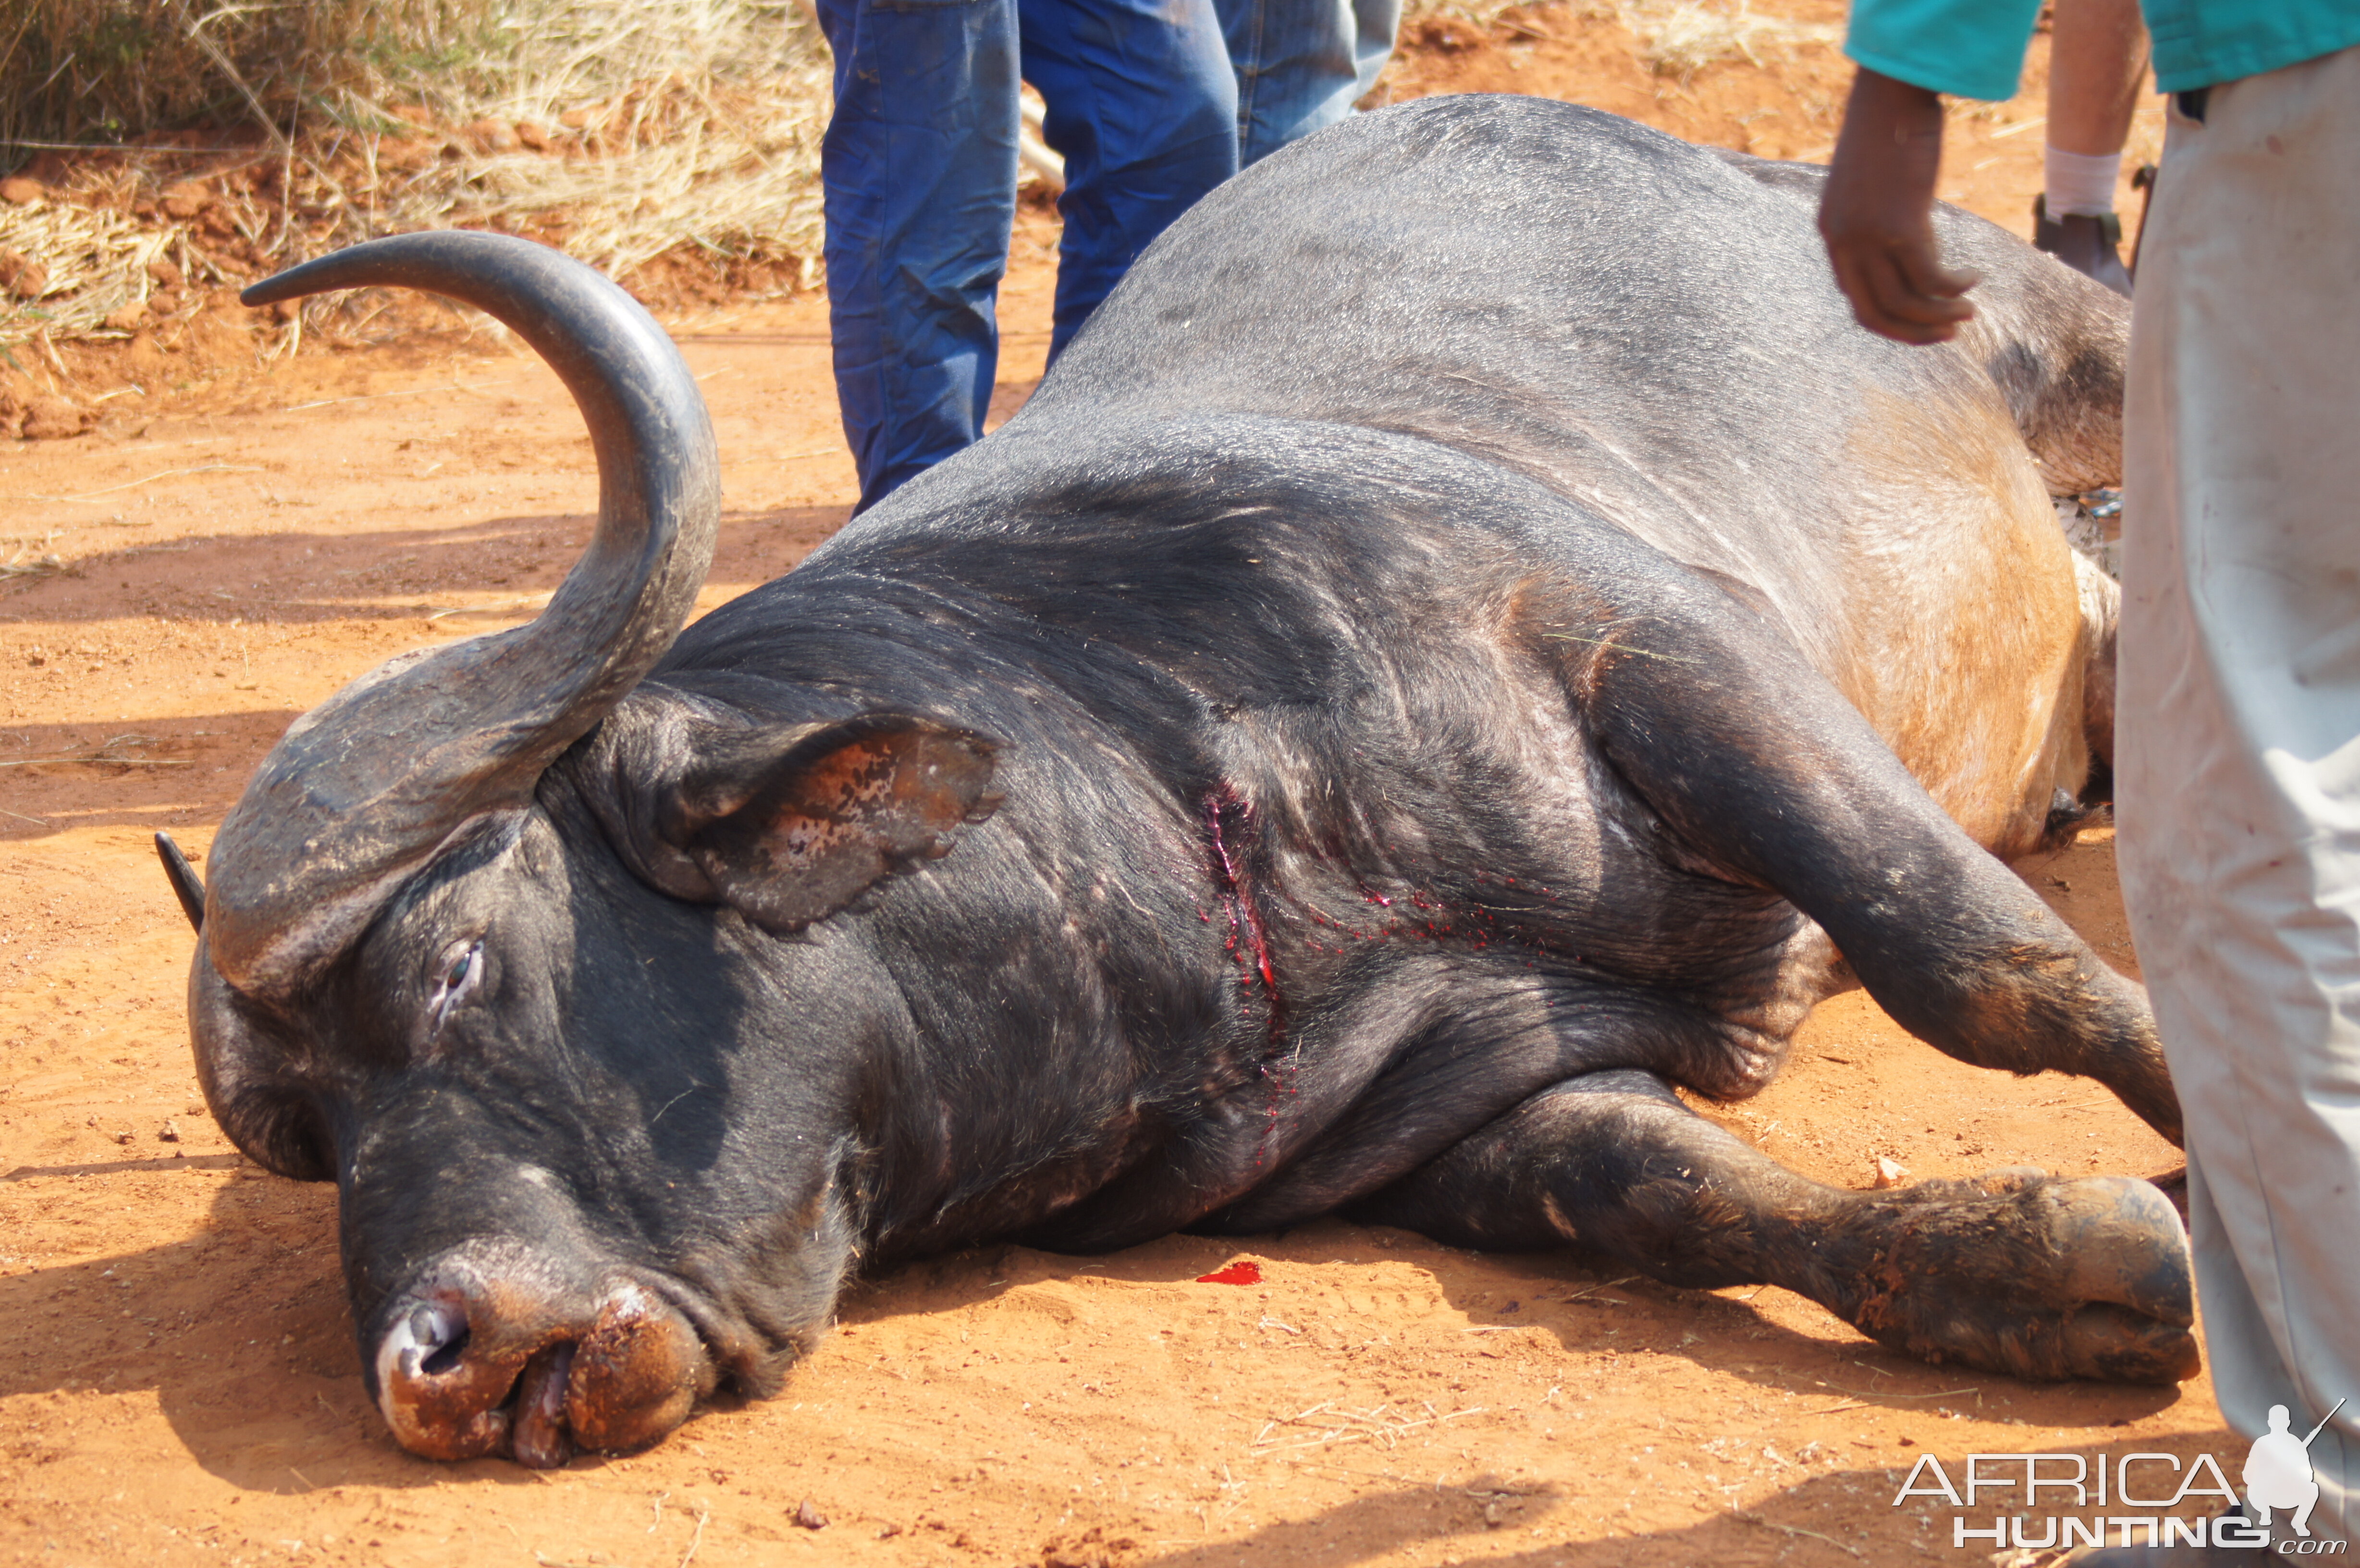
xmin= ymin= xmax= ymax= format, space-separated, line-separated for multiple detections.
xmin=1537 ymin=561 xmax=2180 ymax=1144
xmin=1354 ymin=1069 xmax=2198 ymax=1384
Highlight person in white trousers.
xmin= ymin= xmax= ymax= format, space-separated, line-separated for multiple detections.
xmin=1817 ymin=11 xmax=2360 ymax=1562
xmin=2105 ymin=52 xmax=2360 ymax=1560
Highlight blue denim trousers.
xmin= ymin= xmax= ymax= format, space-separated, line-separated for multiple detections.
xmin=1224 ymin=0 xmax=1400 ymax=164
xmin=816 ymin=0 xmax=1395 ymax=509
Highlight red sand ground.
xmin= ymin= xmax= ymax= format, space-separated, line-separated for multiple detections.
xmin=1 ymin=11 xmax=2195 ymax=1567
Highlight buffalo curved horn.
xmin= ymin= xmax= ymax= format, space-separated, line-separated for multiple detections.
xmin=201 ymin=232 xmax=720 ymax=997
xmin=155 ymin=831 xmax=206 ymax=933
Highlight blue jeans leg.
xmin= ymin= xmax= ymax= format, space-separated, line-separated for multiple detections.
xmin=1218 ymin=0 xmax=1400 ymax=166
xmin=818 ymin=0 xmax=1020 ymax=510
xmin=1020 ymin=0 xmax=1240 ymax=359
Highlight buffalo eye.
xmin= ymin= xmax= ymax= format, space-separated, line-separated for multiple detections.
xmin=425 ymin=939 xmax=485 ymax=1037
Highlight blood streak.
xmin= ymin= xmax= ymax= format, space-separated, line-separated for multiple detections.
xmin=1203 ymin=785 xmax=1279 ymax=1004
xmin=1195 ymin=1261 xmax=1263 ymax=1285
xmin=1204 ymin=784 xmax=1300 ymax=1169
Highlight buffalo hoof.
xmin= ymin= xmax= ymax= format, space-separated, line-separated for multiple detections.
xmin=1849 ymin=1172 xmax=2198 ymax=1384
xmin=375 ymin=1262 xmax=710 ymax=1467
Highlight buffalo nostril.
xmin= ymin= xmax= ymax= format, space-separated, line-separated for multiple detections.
xmin=382 ymin=1296 xmax=470 ymax=1383
xmin=418 ymin=1326 xmax=470 ymax=1377
xmin=400 ymin=1299 xmax=470 ymax=1376
xmin=376 ymin=1293 xmax=513 ymax=1462
xmin=406 ymin=1294 xmax=465 ymax=1370
xmin=409 ymin=1303 xmax=446 ymax=1344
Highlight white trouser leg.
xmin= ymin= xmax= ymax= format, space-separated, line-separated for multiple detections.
xmin=2117 ymin=42 xmax=2360 ymax=1544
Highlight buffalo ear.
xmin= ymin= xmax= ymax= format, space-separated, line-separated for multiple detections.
xmin=660 ymin=714 xmax=999 ymax=931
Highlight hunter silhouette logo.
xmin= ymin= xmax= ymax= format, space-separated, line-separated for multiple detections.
xmin=2247 ymin=1399 xmax=2345 ymax=1539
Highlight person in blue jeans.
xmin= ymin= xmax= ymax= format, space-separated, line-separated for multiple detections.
xmin=815 ymin=0 xmax=1397 ymax=510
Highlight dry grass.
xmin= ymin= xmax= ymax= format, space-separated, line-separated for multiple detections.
xmin=0 ymin=533 xmax=67 ymax=580
xmin=349 ymin=0 xmax=829 ymax=281
xmin=0 ymin=197 xmax=183 ymax=343
xmin=1402 ymin=0 xmax=1838 ymax=80
xmin=3 ymin=0 xmax=830 ymax=338
xmin=1 ymin=2 xmax=488 ymax=155
xmin=3 ymin=0 xmax=1837 ymax=348
xmin=1249 ymin=1401 xmax=1488 ymax=1456
xmin=1617 ymin=0 xmax=1838 ymax=81
xmin=1401 ymin=0 xmax=1553 ymax=32
xmin=378 ymin=72 xmax=829 ymax=281
xmin=0 ymin=732 xmax=191 ymax=767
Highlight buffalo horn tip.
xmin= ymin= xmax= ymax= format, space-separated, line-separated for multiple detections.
xmin=155 ymin=831 xmax=205 ymax=933
xmin=240 ymin=262 xmax=325 ymax=310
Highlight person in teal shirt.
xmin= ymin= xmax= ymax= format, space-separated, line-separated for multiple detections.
xmin=1821 ymin=5 xmax=2360 ymax=1566
xmin=1846 ymin=0 xmax=2356 ymax=105
xmin=1822 ymin=0 xmax=2360 ymax=342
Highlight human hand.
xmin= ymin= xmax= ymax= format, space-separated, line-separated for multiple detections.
xmin=1818 ymin=68 xmax=1980 ymax=344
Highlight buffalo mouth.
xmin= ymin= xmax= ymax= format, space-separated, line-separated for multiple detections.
xmin=373 ymin=1266 xmax=716 ymax=1468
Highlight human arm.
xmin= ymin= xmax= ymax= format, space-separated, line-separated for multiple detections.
xmin=1819 ymin=0 xmax=2048 ymax=344
xmin=1816 ymin=67 xmax=1979 ymax=345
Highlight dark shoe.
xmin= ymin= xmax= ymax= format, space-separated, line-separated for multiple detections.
xmin=2034 ymin=195 xmax=2134 ymax=296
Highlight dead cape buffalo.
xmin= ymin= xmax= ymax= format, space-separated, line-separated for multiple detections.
xmin=162 ymin=95 xmax=2190 ymax=1469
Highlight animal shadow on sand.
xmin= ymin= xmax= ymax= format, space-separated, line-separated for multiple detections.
xmin=0 ymin=1170 xmax=2183 ymax=1524
xmin=0 ymin=505 xmax=849 ymax=628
